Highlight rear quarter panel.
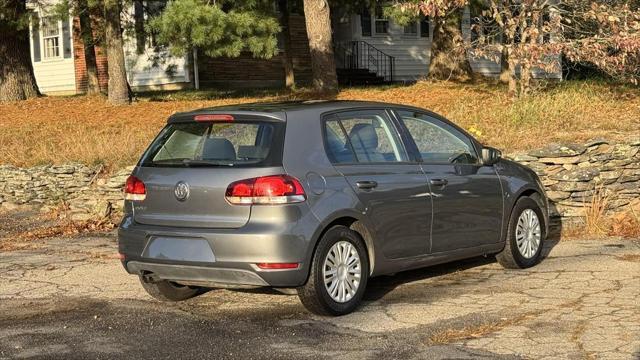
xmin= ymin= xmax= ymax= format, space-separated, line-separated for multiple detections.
xmin=280 ymin=109 xmax=373 ymax=267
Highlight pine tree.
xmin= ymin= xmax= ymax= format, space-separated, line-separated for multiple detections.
xmin=148 ymin=0 xmax=280 ymax=60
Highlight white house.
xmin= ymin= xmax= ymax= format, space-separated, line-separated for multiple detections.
xmin=26 ymin=1 xmax=561 ymax=94
xmin=28 ymin=0 xmax=189 ymax=94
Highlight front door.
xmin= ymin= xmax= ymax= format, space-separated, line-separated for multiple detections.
xmin=323 ymin=109 xmax=432 ymax=259
xmin=394 ymin=110 xmax=504 ymax=254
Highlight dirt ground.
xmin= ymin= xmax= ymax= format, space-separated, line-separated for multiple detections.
xmin=0 ymin=212 xmax=639 ymax=359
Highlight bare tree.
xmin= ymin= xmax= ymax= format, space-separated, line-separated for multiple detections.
xmin=471 ymin=0 xmax=640 ymax=97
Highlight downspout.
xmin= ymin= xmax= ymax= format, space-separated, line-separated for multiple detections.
xmin=192 ymin=47 xmax=200 ymax=90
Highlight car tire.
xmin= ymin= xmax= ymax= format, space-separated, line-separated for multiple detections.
xmin=139 ymin=276 xmax=205 ymax=302
xmin=496 ymin=196 xmax=546 ymax=269
xmin=297 ymin=225 xmax=369 ymax=316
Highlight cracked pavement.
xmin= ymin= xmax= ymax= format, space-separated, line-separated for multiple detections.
xmin=0 ymin=216 xmax=638 ymax=359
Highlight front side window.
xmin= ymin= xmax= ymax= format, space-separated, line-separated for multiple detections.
xmin=41 ymin=17 xmax=61 ymax=59
xmin=397 ymin=110 xmax=478 ymax=165
xmin=324 ymin=110 xmax=408 ymax=164
xmin=142 ymin=121 xmax=280 ymax=167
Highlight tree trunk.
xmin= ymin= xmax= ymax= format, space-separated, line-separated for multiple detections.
xmin=278 ymin=0 xmax=295 ymax=89
xmin=78 ymin=0 xmax=101 ymax=95
xmin=302 ymin=0 xmax=338 ymax=94
xmin=507 ymin=47 xmax=518 ymax=98
xmin=0 ymin=1 xmax=40 ymax=102
xmin=103 ymin=0 xmax=130 ymax=105
xmin=499 ymin=45 xmax=510 ymax=83
xmin=428 ymin=9 xmax=473 ymax=81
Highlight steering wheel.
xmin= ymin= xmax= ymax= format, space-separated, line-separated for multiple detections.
xmin=448 ymin=152 xmax=469 ymax=164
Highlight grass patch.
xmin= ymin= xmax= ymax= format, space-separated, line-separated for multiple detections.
xmin=562 ymin=198 xmax=640 ymax=240
xmin=0 ymin=80 xmax=638 ymax=169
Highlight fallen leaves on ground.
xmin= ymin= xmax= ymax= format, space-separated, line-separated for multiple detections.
xmin=0 ymin=81 xmax=638 ymax=169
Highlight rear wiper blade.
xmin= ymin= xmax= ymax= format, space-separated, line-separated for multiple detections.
xmin=181 ymin=159 xmax=235 ymax=167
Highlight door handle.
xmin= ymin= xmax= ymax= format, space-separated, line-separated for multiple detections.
xmin=356 ymin=180 xmax=378 ymax=190
xmin=429 ymin=178 xmax=448 ymax=187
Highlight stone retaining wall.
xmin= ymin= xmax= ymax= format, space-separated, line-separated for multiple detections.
xmin=508 ymin=139 xmax=639 ymax=223
xmin=0 ymin=164 xmax=132 ymax=220
xmin=0 ymin=139 xmax=638 ymax=224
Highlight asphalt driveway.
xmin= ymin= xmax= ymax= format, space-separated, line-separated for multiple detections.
xmin=0 ymin=214 xmax=638 ymax=359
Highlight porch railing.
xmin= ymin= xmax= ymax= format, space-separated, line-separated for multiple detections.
xmin=335 ymin=41 xmax=395 ymax=82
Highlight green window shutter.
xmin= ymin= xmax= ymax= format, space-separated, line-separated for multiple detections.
xmin=32 ymin=14 xmax=41 ymax=62
xmin=62 ymin=17 xmax=72 ymax=58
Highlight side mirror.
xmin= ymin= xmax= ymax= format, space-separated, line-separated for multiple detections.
xmin=481 ymin=147 xmax=502 ymax=166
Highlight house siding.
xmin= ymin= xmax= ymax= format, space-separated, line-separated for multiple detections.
xmin=340 ymin=7 xmax=561 ymax=81
xmin=345 ymin=13 xmax=432 ymax=81
xmin=29 ymin=14 xmax=77 ymax=94
xmin=121 ymin=4 xmax=190 ymax=89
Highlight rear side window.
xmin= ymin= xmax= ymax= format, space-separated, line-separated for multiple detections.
xmin=141 ymin=121 xmax=283 ymax=167
xmin=323 ymin=110 xmax=408 ymax=164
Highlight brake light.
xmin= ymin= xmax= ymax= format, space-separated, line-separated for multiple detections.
xmin=124 ymin=175 xmax=146 ymax=201
xmin=225 ymin=175 xmax=306 ymax=205
xmin=194 ymin=114 xmax=234 ymax=122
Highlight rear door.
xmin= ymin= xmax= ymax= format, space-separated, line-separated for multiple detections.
xmin=324 ymin=109 xmax=432 ymax=259
xmin=393 ymin=109 xmax=503 ymax=253
xmin=132 ymin=117 xmax=285 ymax=228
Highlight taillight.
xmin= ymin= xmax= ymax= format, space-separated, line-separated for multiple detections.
xmin=124 ymin=175 xmax=146 ymax=201
xmin=225 ymin=175 xmax=306 ymax=205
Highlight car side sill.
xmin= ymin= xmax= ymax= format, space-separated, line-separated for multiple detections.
xmin=373 ymin=242 xmax=505 ymax=277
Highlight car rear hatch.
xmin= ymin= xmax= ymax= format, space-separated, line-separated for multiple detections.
xmin=131 ymin=111 xmax=286 ymax=229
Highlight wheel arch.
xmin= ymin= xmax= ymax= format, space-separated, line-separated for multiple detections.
xmin=305 ymin=211 xmax=377 ymax=283
xmin=510 ymin=187 xmax=549 ymax=238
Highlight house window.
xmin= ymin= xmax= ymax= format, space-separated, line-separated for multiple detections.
xmin=403 ymin=22 xmax=417 ymax=35
xmin=420 ymin=17 xmax=430 ymax=37
xmin=41 ymin=17 xmax=61 ymax=59
xmin=374 ymin=5 xmax=389 ymax=34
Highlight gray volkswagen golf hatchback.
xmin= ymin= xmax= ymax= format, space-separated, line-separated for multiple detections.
xmin=118 ymin=100 xmax=549 ymax=315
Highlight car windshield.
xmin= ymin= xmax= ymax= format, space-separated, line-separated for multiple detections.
xmin=141 ymin=121 xmax=280 ymax=167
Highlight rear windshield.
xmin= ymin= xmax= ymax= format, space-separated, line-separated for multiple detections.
xmin=140 ymin=121 xmax=284 ymax=167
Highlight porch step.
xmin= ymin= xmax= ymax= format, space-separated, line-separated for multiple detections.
xmin=337 ymin=68 xmax=386 ymax=86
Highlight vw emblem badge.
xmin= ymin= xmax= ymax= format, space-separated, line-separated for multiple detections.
xmin=174 ymin=181 xmax=190 ymax=202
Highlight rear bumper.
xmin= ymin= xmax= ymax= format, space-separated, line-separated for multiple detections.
xmin=127 ymin=261 xmax=270 ymax=287
xmin=117 ymin=206 xmax=320 ymax=288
